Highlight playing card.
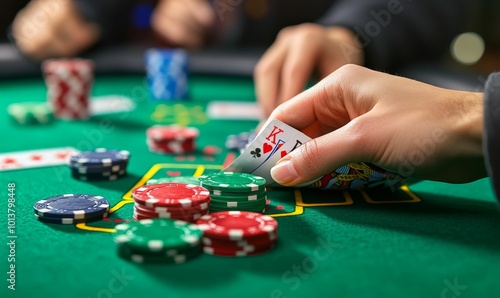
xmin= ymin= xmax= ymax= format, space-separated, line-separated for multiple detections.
xmin=0 ymin=147 xmax=79 ymax=171
xmin=207 ymin=101 xmax=264 ymax=120
xmin=91 ymin=95 xmax=136 ymax=115
xmin=224 ymin=120 xmax=310 ymax=185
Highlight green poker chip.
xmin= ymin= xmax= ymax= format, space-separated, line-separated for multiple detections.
xmin=209 ymin=191 xmax=267 ymax=202
xmin=209 ymin=198 xmax=267 ymax=209
xmin=7 ymin=102 xmax=54 ymax=125
xmin=198 ymin=172 xmax=266 ymax=193
xmin=146 ymin=176 xmax=201 ymax=186
xmin=113 ymin=218 xmax=202 ymax=253
xmin=117 ymin=243 xmax=201 ymax=264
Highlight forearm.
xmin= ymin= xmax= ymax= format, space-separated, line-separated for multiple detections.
xmin=318 ymin=0 xmax=470 ymax=71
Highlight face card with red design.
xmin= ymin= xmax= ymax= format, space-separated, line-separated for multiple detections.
xmin=0 ymin=147 xmax=79 ymax=171
xmin=224 ymin=120 xmax=311 ymax=185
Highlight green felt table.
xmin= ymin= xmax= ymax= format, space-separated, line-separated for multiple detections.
xmin=1 ymin=74 xmax=499 ymax=298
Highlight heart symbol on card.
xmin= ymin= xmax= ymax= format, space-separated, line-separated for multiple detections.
xmin=263 ymin=143 xmax=273 ymax=154
xmin=280 ymin=150 xmax=288 ymax=158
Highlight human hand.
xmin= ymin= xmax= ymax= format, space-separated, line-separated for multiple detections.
xmin=151 ymin=0 xmax=216 ymax=48
xmin=254 ymin=24 xmax=363 ymax=118
xmin=12 ymin=0 xmax=99 ymax=61
xmin=265 ymin=64 xmax=486 ymax=186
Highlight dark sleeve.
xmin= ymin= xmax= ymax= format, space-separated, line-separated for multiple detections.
xmin=73 ymin=0 xmax=134 ymax=44
xmin=483 ymin=73 xmax=500 ymax=202
xmin=317 ymin=0 xmax=470 ymax=71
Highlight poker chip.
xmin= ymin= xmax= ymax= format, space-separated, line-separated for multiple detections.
xmin=33 ymin=194 xmax=110 ymax=219
xmin=198 ymin=172 xmax=266 ymax=193
xmin=146 ymin=125 xmax=198 ymax=154
xmin=117 ymin=244 xmax=201 ymax=264
xmin=133 ymin=211 xmax=204 ymax=222
xmin=134 ymin=202 xmax=209 ymax=215
xmin=43 ymin=58 xmax=94 ymax=120
xmin=34 ymin=212 xmax=108 ymax=225
xmin=114 ymin=219 xmax=202 ymax=252
xmin=132 ymin=183 xmax=210 ymax=208
xmin=68 ymin=148 xmax=130 ymax=181
xmin=202 ymin=244 xmax=274 ymax=257
xmin=196 ymin=211 xmax=278 ymax=257
xmin=146 ymin=176 xmax=201 ymax=186
xmin=145 ymin=48 xmax=189 ymax=101
xmin=69 ymin=148 xmax=130 ymax=167
xmin=196 ymin=211 xmax=278 ymax=241
xmin=225 ymin=130 xmax=256 ymax=152
xmin=7 ymin=102 xmax=54 ymax=125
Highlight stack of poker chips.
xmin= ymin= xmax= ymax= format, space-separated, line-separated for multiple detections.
xmin=42 ymin=59 xmax=94 ymax=120
xmin=145 ymin=48 xmax=189 ymax=101
xmin=146 ymin=176 xmax=201 ymax=186
xmin=68 ymin=148 xmax=130 ymax=181
xmin=198 ymin=172 xmax=268 ymax=213
xmin=33 ymin=194 xmax=109 ymax=225
xmin=196 ymin=211 xmax=278 ymax=257
xmin=131 ymin=183 xmax=210 ymax=223
xmin=225 ymin=130 xmax=257 ymax=152
xmin=7 ymin=102 xmax=54 ymax=125
xmin=146 ymin=125 xmax=199 ymax=154
xmin=113 ymin=219 xmax=202 ymax=264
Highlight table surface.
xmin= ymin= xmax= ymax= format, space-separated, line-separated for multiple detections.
xmin=1 ymin=75 xmax=499 ymax=298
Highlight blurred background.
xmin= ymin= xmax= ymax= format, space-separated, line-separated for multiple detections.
xmin=1 ymin=0 xmax=499 ymax=84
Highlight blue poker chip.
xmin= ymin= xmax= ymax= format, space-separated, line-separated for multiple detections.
xmin=69 ymin=148 xmax=130 ymax=167
xmin=34 ymin=194 xmax=110 ymax=219
xmin=145 ymin=48 xmax=189 ymax=101
xmin=69 ymin=161 xmax=127 ymax=174
xmin=34 ymin=212 xmax=108 ymax=225
xmin=70 ymin=170 xmax=126 ymax=181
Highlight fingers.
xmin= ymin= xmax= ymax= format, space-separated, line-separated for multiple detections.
xmin=152 ymin=0 xmax=215 ymax=48
xmin=12 ymin=0 xmax=98 ymax=60
xmin=253 ymin=37 xmax=288 ymax=118
xmin=270 ymin=118 xmax=367 ymax=186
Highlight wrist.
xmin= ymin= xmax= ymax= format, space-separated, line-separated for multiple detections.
xmin=325 ymin=26 xmax=364 ymax=65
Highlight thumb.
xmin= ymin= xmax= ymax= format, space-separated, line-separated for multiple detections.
xmin=270 ymin=119 xmax=366 ymax=186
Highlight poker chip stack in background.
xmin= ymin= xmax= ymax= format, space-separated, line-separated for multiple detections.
xmin=42 ymin=59 xmax=94 ymax=120
xmin=7 ymin=102 xmax=54 ymax=125
xmin=132 ymin=183 xmax=210 ymax=222
xmin=33 ymin=194 xmax=109 ymax=225
xmin=68 ymin=148 xmax=130 ymax=181
xmin=146 ymin=176 xmax=201 ymax=186
xmin=145 ymin=48 xmax=189 ymax=101
xmin=225 ymin=130 xmax=257 ymax=152
xmin=198 ymin=172 xmax=268 ymax=213
xmin=146 ymin=125 xmax=199 ymax=154
xmin=113 ymin=219 xmax=202 ymax=264
xmin=196 ymin=211 xmax=278 ymax=257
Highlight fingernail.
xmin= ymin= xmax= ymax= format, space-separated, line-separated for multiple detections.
xmin=271 ymin=159 xmax=298 ymax=184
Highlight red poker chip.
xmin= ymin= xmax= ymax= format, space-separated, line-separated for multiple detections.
xmin=133 ymin=210 xmax=204 ymax=223
xmin=202 ymin=236 xmax=277 ymax=250
xmin=134 ymin=202 xmax=209 ymax=214
xmin=147 ymin=139 xmax=195 ymax=154
xmin=195 ymin=211 xmax=278 ymax=241
xmin=134 ymin=204 xmax=208 ymax=217
xmin=203 ymin=243 xmax=274 ymax=257
xmin=42 ymin=58 xmax=94 ymax=73
xmin=132 ymin=183 xmax=210 ymax=207
xmin=147 ymin=125 xmax=199 ymax=142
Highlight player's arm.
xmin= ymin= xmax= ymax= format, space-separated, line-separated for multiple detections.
xmin=264 ymin=64 xmax=488 ymax=188
xmin=11 ymin=0 xmax=131 ymax=61
xmin=151 ymin=0 xmax=216 ymax=49
xmin=254 ymin=23 xmax=363 ymax=118
xmin=319 ymin=0 xmax=470 ymax=70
